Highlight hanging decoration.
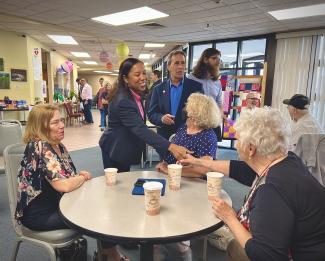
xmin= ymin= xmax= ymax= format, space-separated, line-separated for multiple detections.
xmin=116 ymin=42 xmax=129 ymax=58
xmin=99 ymin=51 xmax=110 ymax=63
xmin=106 ymin=62 xmax=113 ymax=70
xmin=61 ymin=60 xmax=74 ymax=73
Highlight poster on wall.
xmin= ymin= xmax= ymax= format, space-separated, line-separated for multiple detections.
xmin=0 ymin=72 xmax=10 ymax=89
xmin=32 ymin=48 xmax=42 ymax=81
xmin=11 ymin=69 xmax=27 ymax=82
xmin=0 ymin=58 xmax=4 ymax=71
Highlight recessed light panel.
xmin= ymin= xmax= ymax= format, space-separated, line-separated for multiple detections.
xmin=145 ymin=43 xmax=165 ymax=48
xmin=94 ymin=71 xmax=112 ymax=74
xmin=268 ymin=3 xmax=325 ymax=20
xmin=139 ymin=53 xmax=156 ymax=59
xmin=91 ymin=6 xmax=169 ymax=26
xmin=71 ymin=52 xmax=90 ymax=57
xmin=83 ymin=61 xmax=97 ymax=65
xmin=47 ymin=35 xmax=78 ymax=45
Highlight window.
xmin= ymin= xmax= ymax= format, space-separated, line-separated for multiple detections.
xmin=240 ymin=39 xmax=266 ymax=68
xmin=215 ymin=42 xmax=238 ymax=69
xmin=191 ymin=44 xmax=213 ymax=69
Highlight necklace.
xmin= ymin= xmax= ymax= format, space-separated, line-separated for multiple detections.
xmin=258 ymin=154 xmax=288 ymax=177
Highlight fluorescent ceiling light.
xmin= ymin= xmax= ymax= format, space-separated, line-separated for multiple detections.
xmin=71 ymin=52 xmax=90 ymax=57
xmin=83 ymin=61 xmax=97 ymax=65
xmin=91 ymin=6 xmax=169 ymax=26
xmin=114 ymin=69 xmax=119 ymax=72
xmin=144 ymin=62 xmax=149 ymax=65
xmin=47 ymin=35 xmax=78 ymax=45
xmin=94 ymin=71 xmax=112 ymax=74
xmin=139 ymin=53 xmax=156 ymax=59
xmin=111 ymin=73 xmax=118 ymax=76
xmin=145 ymin=43 xmax=165 ymax=48
xmin=268 ymin=3 xmax=325 ymax=20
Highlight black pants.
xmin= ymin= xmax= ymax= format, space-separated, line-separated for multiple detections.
xmin=21 ymin=209 xmax=68 ymax=231
xmin=101 ymin=149 xmax=130 ymax=172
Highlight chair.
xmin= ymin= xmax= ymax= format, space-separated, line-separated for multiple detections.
xmin=0 ymin=120 xmax=23 ymax=174
xmin=294 ymin=133 xmax=325 ymax=187
xmin=64 ymin=102 xmax=84 ymax=126
xmin=4 ymin=143 xmax=79 ymax=261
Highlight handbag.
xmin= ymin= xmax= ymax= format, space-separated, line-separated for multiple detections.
xmin=57 ymin=237 xmax=87 ymax=261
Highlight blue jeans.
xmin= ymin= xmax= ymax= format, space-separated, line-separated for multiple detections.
xmin=100 ymin=109 xmax=107 ymax=128
xmin=83 ymin=99 xmax=93 ymax=123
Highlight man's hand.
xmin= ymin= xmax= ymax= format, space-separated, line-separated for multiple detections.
xmin=168 ymin=144 xmax=193 ymax=161
xmin=161 ymin=114 xmax=175 ymax=125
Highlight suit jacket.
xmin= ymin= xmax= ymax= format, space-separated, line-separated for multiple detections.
xmin=99 ymin=88 xmax=170 ymax=165
xmin=148 ymin=76 xmax=203 ymax=139
xmin=144 ymin=79 xmax=162 ymax=114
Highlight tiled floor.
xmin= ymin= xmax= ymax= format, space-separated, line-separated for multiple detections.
xmin=63 ymin=109 xmax=103 ymax=151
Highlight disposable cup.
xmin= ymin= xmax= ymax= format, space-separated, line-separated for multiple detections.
xmin=167 ymin=164 xmax=182 ymax=191
xmin=207 ymin=172 xmax=224 ymax=200
xmin=143 ymin=181 xmax=163 ymax=216
xmin=104 ymin=168 xmax=118 ymax=186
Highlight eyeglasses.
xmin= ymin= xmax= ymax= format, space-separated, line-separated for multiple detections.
xmin=50 ymin=118 xmax=65 ymax=125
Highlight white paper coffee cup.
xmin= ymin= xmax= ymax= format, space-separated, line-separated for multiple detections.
xmin=143 ymin=181 xmax=163 ymax=216
xmin=104 ymin=168 xmax=118 ymax=186
xmin=167 ymin=164 xmax=182 ymax=191
xmin=207 ymin=172 xmax=224 ymax=200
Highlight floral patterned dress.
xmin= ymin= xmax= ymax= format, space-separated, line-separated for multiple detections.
xmin=15 ymin=140 xmax=77 ymax=220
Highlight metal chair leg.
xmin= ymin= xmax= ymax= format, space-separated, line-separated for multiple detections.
xmin=97 ymin=239 xmax=103 ymax=261
xmin=202 ymin=236 xmax=208 ymax=261
xmin=10 ymin=239 xmax=22 ymax=261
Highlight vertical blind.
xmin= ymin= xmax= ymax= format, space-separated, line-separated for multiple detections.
xmin=272 ymin=33 xmax=325 ymax=130
xmin=310 ymin=35 xmax=325 ymax=131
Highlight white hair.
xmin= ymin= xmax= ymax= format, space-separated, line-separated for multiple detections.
xmin=186 ymin=93 xmax=222 ymax=129
xmin=234 ymin=107 xmax=291 ymax=156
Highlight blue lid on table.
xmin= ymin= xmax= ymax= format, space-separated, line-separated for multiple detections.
xmin=132 ymin=178 xmax=166 ymax=196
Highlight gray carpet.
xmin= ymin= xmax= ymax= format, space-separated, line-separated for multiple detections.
xmin=0 ymin=146 xmax=249 ymax=261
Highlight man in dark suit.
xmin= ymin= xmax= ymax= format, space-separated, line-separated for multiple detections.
xmin=148 ymin=50 xmax=203 ymax=140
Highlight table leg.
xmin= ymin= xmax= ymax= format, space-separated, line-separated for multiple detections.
xmin=139 ymin=243 xmax=153 ymax=261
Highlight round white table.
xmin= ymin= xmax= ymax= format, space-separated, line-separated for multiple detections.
xmin=59 ymin=171 xmax=232 ymax=261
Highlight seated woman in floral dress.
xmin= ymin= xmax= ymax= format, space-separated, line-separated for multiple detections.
xmin=15 ymin=104 xmax=129 ymax=261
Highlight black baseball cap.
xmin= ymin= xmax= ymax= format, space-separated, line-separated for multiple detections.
xmin=283 ymin=94 xmax=310 ymax=109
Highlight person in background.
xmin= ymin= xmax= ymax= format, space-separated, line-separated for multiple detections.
xmin=99 ymin=58 xmax=192 ymax=172
xmin=145 ymin=70 xmax=162 ymax=114
xmin=96 ymin=77 xmax=108 ymax=130
xmin=187 ymin=48 xmax=223 ymax=141
xmin=245 ymin=92 xmax=259 ymax=110
xmin=75 ymin=78 xmax=82 ymax=102
xmin=156 ymin=93 xmax=222 ymax=178
xmin=15 ymin=104 xmax=128 ymax=261
xmin=99 ymin=81 xmax=112 ymax=131
xmin=148 ymin=50 xmax=203 ymax=140
xmin=180 ymin=107 xmax=325 ymax=261
xmin=283 ymin=94 xmax=323 ymax=148
xmin=80 ymin=78 xmax=94 ymax=124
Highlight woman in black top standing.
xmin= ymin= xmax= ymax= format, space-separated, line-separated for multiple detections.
xmin=99 ymin=58 xmax=191 ymax=172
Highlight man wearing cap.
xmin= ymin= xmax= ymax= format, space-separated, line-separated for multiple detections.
xmin=283 ymin=94 xmax=323 ymax=148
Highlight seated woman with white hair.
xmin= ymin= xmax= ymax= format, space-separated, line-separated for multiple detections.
xmin=180 ymin=107 xmax=325 ymax=261
xmin=156 ymin=92 xmax=222 ymax=177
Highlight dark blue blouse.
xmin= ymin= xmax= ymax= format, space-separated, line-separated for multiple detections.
xmin=164 ymin=124 xmax=217 ymax=164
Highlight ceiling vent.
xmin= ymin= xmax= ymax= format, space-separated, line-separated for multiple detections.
xmin=80 ymin=39 xmax=98 ymax=44
xmin=138 ymin=22 xmax=165 ymax=29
